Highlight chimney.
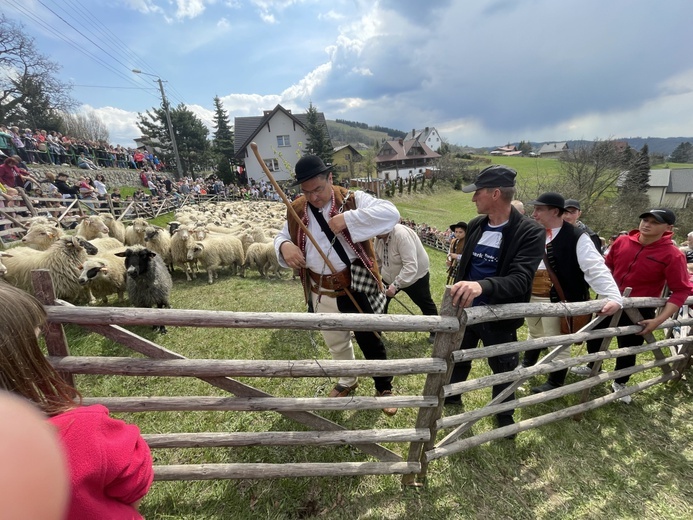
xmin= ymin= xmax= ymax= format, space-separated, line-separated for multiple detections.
xmin=412 ymin=128 xmax=415 ymax=137
xmin=425 ymin=126 xmax=429 ymax=132
xmin=398 ymin=138 xmax=403 ymax=146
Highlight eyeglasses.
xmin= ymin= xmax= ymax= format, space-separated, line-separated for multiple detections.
xmin=302 ymin=183 xmax=328 ymax=197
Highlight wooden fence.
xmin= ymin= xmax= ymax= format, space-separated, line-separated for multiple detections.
xmin=31 ymin=269 xmax=693 ymax=486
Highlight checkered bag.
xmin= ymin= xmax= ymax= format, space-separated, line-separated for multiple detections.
xmin=350 ymin=260 xmax=386 ymax=314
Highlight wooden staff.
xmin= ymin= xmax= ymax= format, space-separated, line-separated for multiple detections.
xmin=249 ymin=143 xmax=367 ymax=315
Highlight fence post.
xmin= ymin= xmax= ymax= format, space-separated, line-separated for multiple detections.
xmin=402 ymin=287 xmax=465 ymax=487
xmin=31 ymin=269 xmax=75 ymax=388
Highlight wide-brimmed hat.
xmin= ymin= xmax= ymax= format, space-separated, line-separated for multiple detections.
xmin=639 ymin=208 xmax=676 ymax=225
xmin=462 ymin=165 xmax=517 ymax=193
xmin=449 ymin=221 xmax=468 ymax=231
xmin=565 ymin=199 xmax=581 ymax=210
xmin=291 ymin=155 xmax=332 ymax=186
xmin=528 ymin=192 xmax=565 ymax=210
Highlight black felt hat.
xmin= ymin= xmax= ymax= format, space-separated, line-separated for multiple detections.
xmin=291 ymin=155 xmax=332 ymax=186
xmin=528 ymin=192 xmax=565 ymax=210
xmin=462 ymin=165 xmax=517 ymax=193
xmin=449 ymin=221 xmax=468 ymax=231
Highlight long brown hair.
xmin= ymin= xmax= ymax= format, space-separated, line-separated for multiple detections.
xmin=0 ymin=284 xmax=81 ymax=416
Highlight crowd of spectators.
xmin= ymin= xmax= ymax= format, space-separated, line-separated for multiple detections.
xmin=0 ymin=124 xmax=166 ymax=171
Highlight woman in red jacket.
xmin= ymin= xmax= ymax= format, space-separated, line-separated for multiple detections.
xmin=0 ymin=284 xmax=153 ymax=519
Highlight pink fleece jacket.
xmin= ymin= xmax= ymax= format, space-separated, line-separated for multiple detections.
xmin=49 ymin=405 xmax=153 ymax=520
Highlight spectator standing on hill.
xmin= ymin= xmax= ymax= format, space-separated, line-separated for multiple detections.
xmin=522 ymin=192 xmax=622 ymax=392
xmin=446 ymin=165 xmax=545 ymax=436
xmin=275 ymin=155 xmax=400 ymax=415
xmin=571 ymin=208 xmax=692 ymax=402
xmin=562 ymin=199 xmax=602 ymax=252
xmin=446 ymin=221 xmax=467 ymax=284
xmin=0 ymin=284 xmax=153 ymax=519
xmin=375 ymin=223 xmax=439 ymax=344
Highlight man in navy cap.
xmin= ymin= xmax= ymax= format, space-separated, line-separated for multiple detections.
xmin=562 ymin=199 xmax=602 ymax=252
xmin=274 ymin=154 xmax=400 ymax=415
xmin=571 ymin=208 xmax=692 ymax=403
xmin=446 ymin=165 xmax=545 ymax=436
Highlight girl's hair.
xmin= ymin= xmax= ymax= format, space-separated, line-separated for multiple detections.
xmin=0 ymin=285 xmax=81 ymax=416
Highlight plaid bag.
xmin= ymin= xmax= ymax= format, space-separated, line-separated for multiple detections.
xmin=350 ymin=260 xmax=386 ymax=314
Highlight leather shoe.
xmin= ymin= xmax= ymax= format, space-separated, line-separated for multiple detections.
xmin=375 ymin=389 xmax=398 ymax=416
xmin=328 ymin=382 xmax=358 ymax=398
xmin=530 ymin=381 xmax=561 ymax=394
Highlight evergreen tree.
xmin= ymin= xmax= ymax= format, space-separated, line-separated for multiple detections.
xmin=622 ymin=144 xmax=650 ymax=193
xmin=518 ymin=140 xmax=533 ymax=155
xmin=304 ymin=102 xmax=333 ymax=166
xmin=211 ymin=96 xmax=235 ymax=184
xmin=670 ymin=142 xmax=693 ymax=163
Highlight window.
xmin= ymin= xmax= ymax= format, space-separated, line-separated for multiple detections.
xmin=345 ymin=153 xmax=351 ymax=161
xmin=277 ymin=135 xmax=291 ymax=147
xmin=264 ymin=158 xmax=279 ymax=171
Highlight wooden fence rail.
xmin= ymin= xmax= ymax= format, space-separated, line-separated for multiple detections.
xmin=31 ymin=269 xmax=693 ymax=485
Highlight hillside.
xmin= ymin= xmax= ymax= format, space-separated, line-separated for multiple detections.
xmin=326 ymin=120 xmax=397 ymax=147
xmin=493 ymin=137 xmax=693 ymax=157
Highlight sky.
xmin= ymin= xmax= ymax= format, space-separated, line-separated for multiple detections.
xmin=4 ymin=0 xmax=693 ymax=149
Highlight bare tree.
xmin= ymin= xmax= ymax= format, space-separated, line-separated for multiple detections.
xmin=60 ymin=111 xmax=110 ymax=142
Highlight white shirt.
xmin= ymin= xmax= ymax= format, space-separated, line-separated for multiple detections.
xmin=275 ymin=190 xmax=399 ymax=275
xmin=375 ymin=224 xmax=430 ymax=289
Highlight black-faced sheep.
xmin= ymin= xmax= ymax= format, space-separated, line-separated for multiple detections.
xmin=2 ymin=236 xmax=99 ymax=302
xmin=78 ymin=255 xmax=127 ymax=304
xmin=186 ymin=235 xmax=244 ymax=284
xmin=114 ymin=246 xmax=173 ymax=333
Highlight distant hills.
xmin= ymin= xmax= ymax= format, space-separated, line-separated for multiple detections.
xmin=326 ymin=119 xmax=692 ymax=157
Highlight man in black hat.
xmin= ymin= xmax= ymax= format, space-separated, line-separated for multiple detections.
xmin=523 ymin=192 xmax=622 ymax=392
xmin=446 ymin=165 xmax=545 ymax=436
xmin=562 ymin=199 xmax=601 ymax=252
xmin=274 ymin=154 xmax=400 ymax=415
xmin=571 ymin=208 xmax=692 ymax=403
xmin=446 ymin=221 xmax=467 ymax=284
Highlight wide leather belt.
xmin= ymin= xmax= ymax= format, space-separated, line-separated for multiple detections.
xmin=308 ymin=268 xmax=351 ymax=297
xmin=532 ymin=270 xmax=553 ymax=297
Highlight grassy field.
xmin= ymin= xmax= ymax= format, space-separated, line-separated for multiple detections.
xmin=60 ymin=184 xmax=693 ymax=520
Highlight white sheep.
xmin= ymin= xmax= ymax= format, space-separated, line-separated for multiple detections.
xmin=244 ymin=241 xmax=286 ymax=279
xmin=0 ymin=251 xmax=11 ymax=278
xmin=186 ymin=235 xmax=245 ymax=284
xmin=88 ymin=236 xmax=125 ymax=252
xmin=144 ymin=225 xmax=173 ymax=273
xmin=170 ymin=224 xmax=197 ymax=281
xmin=21 ymin=223 xmax=64 ymax=251
xmin=2 ymin=236 xmax=99 ymax=302
xmin=124 ymin=217 xmax=149 ymax=246
xmin=99 ymin=213 xmax=126 ymax=243
xmin=74 ymin=215 xmax=110 ymax=240
xmin=78 ymin=254 xmax=127 ymax=304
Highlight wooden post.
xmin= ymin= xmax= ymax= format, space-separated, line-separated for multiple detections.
xmin=31 ymin=269 xmax=75 ymax=388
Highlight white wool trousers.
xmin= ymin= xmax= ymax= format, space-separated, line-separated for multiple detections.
xmin=311 ymin=290 xmax=358 ymax=388
xmin=526 ymin=295 xmax=571 ymax=362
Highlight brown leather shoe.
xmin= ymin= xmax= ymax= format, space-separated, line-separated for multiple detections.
xmin=328 ymin=382 xmax=358 ymax=398
xmin=376 ymin=389 xmax=398 ymax=416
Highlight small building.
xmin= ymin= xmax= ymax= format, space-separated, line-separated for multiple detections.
xmin=538 ymin=142 xmax=569 ymax=157
xmin=618 ymin=168 xmax=693 ymax=209
xmin=234 ymin=104 xmax=330 ymax=182
xmin=404 ymin=127 xmax=444 ymax=153
xmin=375 ymin=137 xmax=440 ymax=180
xmin=332 ymin=144 xmax=363 ymax=178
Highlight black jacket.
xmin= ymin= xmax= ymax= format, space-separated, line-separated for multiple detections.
xmin=455 ymin=206 xmax=545 ymax=329
xmin=55 ymin=179 xmax=80 ymax=197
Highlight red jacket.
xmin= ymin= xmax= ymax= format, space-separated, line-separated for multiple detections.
xmin=49 ymin=405 xmax=153 ymax=520
xmin=605 ymin=230 xmax=692 ymax=307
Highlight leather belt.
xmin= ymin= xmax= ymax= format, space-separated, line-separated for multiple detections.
xmin=308 ymin=268 xmax=351 ymax=297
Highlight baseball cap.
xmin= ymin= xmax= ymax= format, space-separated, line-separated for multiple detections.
xmin=461 ymin=165 xmax=517 ymax=193
xmin=638 ymin=208 xmax=676 ymax=225
xmin=564 ymin=199 xmax=581 ymax=210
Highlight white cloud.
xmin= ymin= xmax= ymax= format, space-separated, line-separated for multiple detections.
xmin=319 ymin=10 xmax=344 ymax=21
xmin=175 ymin=0 xmax=207 ymax=19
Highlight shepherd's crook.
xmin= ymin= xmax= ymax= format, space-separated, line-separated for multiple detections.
xmin=249 ymin=143 xmax=369 ymax=316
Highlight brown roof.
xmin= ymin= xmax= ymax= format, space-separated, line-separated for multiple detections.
xmin=375 ymin=138 xmax=441 ymax=163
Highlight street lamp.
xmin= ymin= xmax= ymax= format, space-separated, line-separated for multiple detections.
xmin=132 ymin=69 xmax=183 ymax=179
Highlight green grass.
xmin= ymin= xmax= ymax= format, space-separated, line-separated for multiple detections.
xmin=59 ymin=187 xmax=693 ymax=519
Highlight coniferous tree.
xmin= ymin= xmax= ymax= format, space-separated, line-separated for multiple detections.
xmin=304 ymin=102 xmax=333 ymax=166
xmin=211 ymin=96 xmax=235 ymax=184
xmin=670 ymin=142 xmax=693 ymax=163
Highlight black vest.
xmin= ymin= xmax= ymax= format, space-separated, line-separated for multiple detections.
xmin=546 ymin=221 xmax=590 ymax=302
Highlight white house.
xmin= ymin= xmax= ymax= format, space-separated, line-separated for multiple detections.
xmin=404 ymin=127 xmax=444 ymax=153
xmin=618 ymin=168 xmax=693 ymax=209
xmin=234 ymin=104 xmax=330 ymax=183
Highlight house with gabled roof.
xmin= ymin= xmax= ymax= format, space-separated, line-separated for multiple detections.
xmin=404 ymin=127 xmax=443 ymax=153
xmin=234 ymin=104 xmax=330 ymax=182
xmin=538 ymin=142 xmax=569 ymax=157
xmin=618 ymin=168 xmax=693 ymax=208
xmin=332 ymin=144 xmax=363 ymax=178
xmin=375 ymin=137 xmax=441 ymax=180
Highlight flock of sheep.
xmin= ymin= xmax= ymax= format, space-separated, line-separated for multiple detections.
xmin=0 ymin=200 xmax=291 ymax=315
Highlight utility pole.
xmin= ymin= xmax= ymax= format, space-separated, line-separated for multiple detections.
xmin=132 ymin=69 xmax=184 ymax=180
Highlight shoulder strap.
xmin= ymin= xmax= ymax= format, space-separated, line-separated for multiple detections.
xmin=543 ymin=250 xmax=566 ymax=301
xmin=309 ymin=204 xmax=350 ymax=265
